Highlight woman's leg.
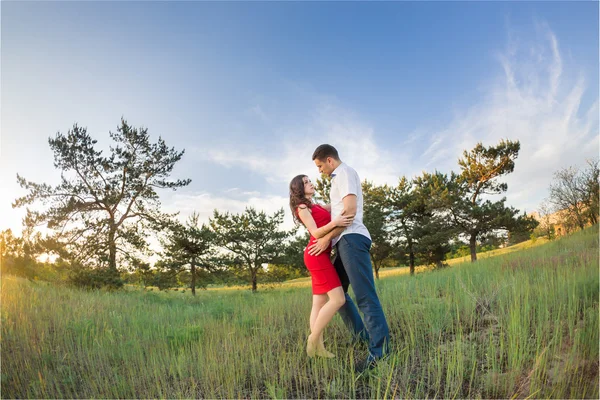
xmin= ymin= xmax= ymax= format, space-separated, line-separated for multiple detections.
xmin=307 ymin=286 xmax=346 ymax=357
xmin=311 ymin=305 xmax=330 ymax=357
xmin=310 ymin=294 xmax=328 ymax=333
xmin=308 ymin=294 xmax=327 ymax=357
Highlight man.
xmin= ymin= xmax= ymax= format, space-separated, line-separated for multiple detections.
xmin=308 ymin=144 xmax=390 ymax=372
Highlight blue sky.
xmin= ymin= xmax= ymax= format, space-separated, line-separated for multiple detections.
xmin=1 ymin=1 xmax=598 ymax=235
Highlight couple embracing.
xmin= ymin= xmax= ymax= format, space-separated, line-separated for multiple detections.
xmin=288 ymin=144 xmax=390 ymax=373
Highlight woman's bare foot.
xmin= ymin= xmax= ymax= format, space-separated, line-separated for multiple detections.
xmin=316 ymin=346 xmax=335 ymax=358
xmin=317 ymin=334 xmax=335 ymax=358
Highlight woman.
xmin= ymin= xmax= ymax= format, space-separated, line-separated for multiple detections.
xmin=289 ymin=174 xmax=353 ymax=358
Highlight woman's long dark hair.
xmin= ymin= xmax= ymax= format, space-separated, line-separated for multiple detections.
xmin=289 ymin=174 xmax=312 ymax=225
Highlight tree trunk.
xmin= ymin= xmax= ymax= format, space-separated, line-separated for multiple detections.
xmin=370 ymin=253 xmax=379 ymax=279
xmin=574 ymin=206 xmax=586 ymax=230
xmin=251 ymin=268 xmax=257 ymax=292
xmin=470 ymin=234 xmax=477 ymax=262
xmin=190 ymin=259 xmax=196 ymax=296
xmin=108 ymin=227 xmax=117 ymax=271
xmin=405 ymin=236 xmax=415 ymax=276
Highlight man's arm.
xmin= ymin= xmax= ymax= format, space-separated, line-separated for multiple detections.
xmin=342 ymin=194 xmax=357 ymax=216
xmin=307 ymin=226 xmax=345 ymax=256
xmin=324 ymin=226 xmax=345 ymax=242
xmin=298 ymin=206 xmax=353 ymax=239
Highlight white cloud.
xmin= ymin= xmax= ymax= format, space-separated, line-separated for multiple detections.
xmin=421 ymin=24 xmax=598 ymax=213
xmin=196 ymin=23 xmax=598 ymax=219
xmin=222 ymin=188 xmax=261 ymax=197
xmin=197 ymin=100 xmax=414 ymax=188
xmin=164 ymin=191 xmax=296 ymax=232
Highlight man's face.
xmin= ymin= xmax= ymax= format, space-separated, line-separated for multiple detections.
xmin=314 ymin=157 xmax=334 ymax=176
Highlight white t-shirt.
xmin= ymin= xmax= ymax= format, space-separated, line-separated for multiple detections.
xmin=330 ymin=162 xmax=371 ymax=246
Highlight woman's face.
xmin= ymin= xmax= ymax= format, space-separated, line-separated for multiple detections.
xmin=303 ymin=176 xmax=315 ymax=196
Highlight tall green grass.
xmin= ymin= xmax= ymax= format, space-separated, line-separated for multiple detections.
xmin=2 ymin=227 xmax=598 ymax=398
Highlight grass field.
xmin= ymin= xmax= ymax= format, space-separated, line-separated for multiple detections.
xmin=2 ymin=228 xmax=598 ymax=398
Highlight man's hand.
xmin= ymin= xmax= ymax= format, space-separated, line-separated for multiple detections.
xmin=307 ymin=237 xmax=331 ymax=256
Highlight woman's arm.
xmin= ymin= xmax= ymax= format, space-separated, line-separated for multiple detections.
xmin=297 ymin=206 xmax=352 ymax=238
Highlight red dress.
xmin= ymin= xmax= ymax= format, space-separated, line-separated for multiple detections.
xmin=299 ymin=204 xmax=342 ymax=295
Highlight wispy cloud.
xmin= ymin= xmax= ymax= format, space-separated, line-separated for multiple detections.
xmin=187 ymin=22 xmax=597 ymax=220
xmin=164 ymin=191 xmax=295 ymax=231
xmin=421 ymin=23 xmax=598 ymax=213
xmin=197 ymin=99 xmax=415 ymax=187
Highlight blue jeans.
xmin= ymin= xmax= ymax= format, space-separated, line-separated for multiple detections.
xmin=334 ymin=234 xmax=390 ymax=358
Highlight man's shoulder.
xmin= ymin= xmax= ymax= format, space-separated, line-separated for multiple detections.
xmin=341 ymin=163 xmax=360 ymax=180
xmin=332 ymin=163 xmax=360 ymax=190
xmin=337 ymin=163 xmax=357 ymax=175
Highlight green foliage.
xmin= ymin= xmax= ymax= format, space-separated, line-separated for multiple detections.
xmin=158 ymin=212 xmax=216 ymax=295
xmin=313 ymin=173 xmax=331 ymax=204
xmin=210 ymin=207 xmax=292 ymax=291
xmin=12 ymin=118 xmax=190 ymax=272
xmin=413 ymin=217 xmax=453 ymax=268
xmin=446 ymin=240 xmax=502 ymax=260
xmin=176 ymin=269 xmax=212 ymax=290
xmin=148 ymin=268 xmax=179 ymax=291
xmin=457 ymin=139 xmax=521 ymax=198
xmin=1 ymin=229 xmax=29 ymax=278
xmin=278 ymin=232 xmax=311 ymax=276
xmin=388 ymin=176 xmax=422 ymax=274
xmin=260 ymin=264 xmax=308 ymax=283
xmin=67 ymin=267 xmax=124 ymax=290
xmin=129 ymin=259 xmax=154 ymax=287
xmin=533 ymin=224 xmax=555 ymax=241
xmin=448 ymin=244 xmax=471 ymax=259
xmin=362 ymin=181 xmax=394 ymax=278
xmin=0 ymin=228 xmax=51 ymax=280
xmin=389 ymin=173 xmax=456 ymax=273
xmin=507 ymin=213 xmax=540 ymax=246
xmin=433 ymin=139 xmax=532 ymax=262
xmin=412 ymin=172 xmax=458 ymax=268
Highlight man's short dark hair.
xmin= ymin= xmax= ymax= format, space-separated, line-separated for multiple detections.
xmin=312 ymin=144 xmax=340 ymax=161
